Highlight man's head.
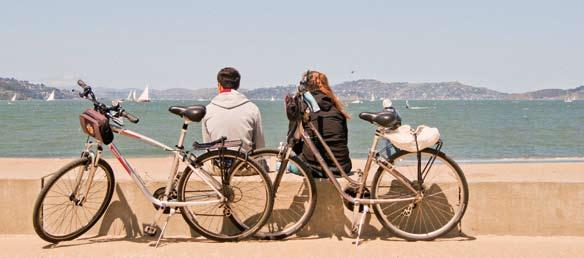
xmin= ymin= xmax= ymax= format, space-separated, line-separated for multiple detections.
xmin=217 ymin=67 xmax=241 ymax=91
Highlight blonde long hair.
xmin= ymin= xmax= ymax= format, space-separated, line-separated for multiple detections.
xmin=305 ymin=71 xmax=351 ymax=119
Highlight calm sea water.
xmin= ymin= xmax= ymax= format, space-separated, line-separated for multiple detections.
xmin=0 ymin=99 xmax=583 ymax=161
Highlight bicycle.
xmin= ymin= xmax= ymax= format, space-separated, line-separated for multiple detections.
xmin=32 ymin=80 xmax=274 ymax=246
xmin=251 ymin=72 xmax=469 ymax=242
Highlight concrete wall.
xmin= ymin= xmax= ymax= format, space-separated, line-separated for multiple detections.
xmin=3 ymin=177 xmax=584 ymax=238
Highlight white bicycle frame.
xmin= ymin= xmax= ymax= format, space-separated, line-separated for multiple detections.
xmin=80 ymin=119 xmax=226 ymax=210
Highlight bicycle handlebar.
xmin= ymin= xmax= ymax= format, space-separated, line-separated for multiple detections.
xmin=77 ymin=80 xmax=88 ymax=89
xmin=76 ymin=79 xmax=140 ymax=124
xmin=296 ymin=70 xmax=321 ymax=113
xmin=120 ymin=110 xmax=139 ymax=123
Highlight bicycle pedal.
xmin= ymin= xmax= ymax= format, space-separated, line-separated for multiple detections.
xmin=143 ymin=224 xmax=158 ymax=237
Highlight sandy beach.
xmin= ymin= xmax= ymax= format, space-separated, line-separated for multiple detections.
xmin=0 ymin=234 xmax=583 ymax=258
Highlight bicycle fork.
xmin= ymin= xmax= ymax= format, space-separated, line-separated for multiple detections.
xmin=71 ymin=144 xmax=102 ymax=206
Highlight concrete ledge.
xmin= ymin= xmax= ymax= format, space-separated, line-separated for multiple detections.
xmin=1 ymin=159 xmax=583 ymax=238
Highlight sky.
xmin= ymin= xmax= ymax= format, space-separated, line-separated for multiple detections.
xmin=1 ymin=0 xmax=582 ymax=93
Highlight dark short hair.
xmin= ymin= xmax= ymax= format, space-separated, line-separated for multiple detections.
xmin=217 ymin=67 xmax=241 ymax=90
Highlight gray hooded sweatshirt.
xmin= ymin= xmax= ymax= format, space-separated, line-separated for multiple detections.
xmin=202 ymin=90 xmax=265 ymax=151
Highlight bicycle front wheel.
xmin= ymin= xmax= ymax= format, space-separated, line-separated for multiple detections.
xmin=251 ymin=148 xmax=317 ymax=240
xmin=371 ymin=148 xmax=469 ymax=240
xmin=178 ymin=149 xmax=273 ymax=241
xmin=32 ymin=158 xmax=115 ymax=243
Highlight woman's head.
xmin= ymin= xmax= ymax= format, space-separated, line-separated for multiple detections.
xmin=304 ymin=70 xmax=351 ymax=119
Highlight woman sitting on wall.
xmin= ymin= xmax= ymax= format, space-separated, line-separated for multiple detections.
xmin=294 ymin=70 xmax=352 ymax=177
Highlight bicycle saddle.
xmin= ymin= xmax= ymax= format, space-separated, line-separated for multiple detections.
xmin=168 ymin=105 xmax=206 ymax=122
xmin=359 ymin=111 xmax=399 ymax=128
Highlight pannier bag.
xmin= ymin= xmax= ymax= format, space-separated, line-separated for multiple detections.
xmin=79 ymin=109 xmax=114 ymax=144
xmin=385 ymin=125 xmax=440 ymax=153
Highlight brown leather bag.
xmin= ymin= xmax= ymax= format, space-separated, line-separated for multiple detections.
xmin=79 ymin=109 xmax=114 ymax=144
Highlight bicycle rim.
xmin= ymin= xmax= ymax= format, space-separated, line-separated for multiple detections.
xmin=251 ymin=149 xmax=317 ymax=240
xmin=178 ymin=150 xmax=273 ymax=241
xmin=33 ymin=158 xmax=115 ymax=243
xmin=372 ymin=149 xmax=469 ymax=240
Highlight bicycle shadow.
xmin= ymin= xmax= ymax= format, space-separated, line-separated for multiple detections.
xmin=271 ymin=178 xmax=475 ymax=244
xmin=42 ymin=183 xmax=209 ymax=249
xmin=94 ymin=184 xmax=142 ymax=238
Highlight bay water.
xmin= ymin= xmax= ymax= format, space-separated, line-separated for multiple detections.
xmin=1 ymin=99 xmax=582 ymax=162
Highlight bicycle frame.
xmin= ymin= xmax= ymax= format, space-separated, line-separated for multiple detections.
xmin=279 ymin=113 xmax=421 ymax=206
xmin=79 ymin=120 xmax=226 ymax=209
xmin=274 ymin=99 xmax=423 ymax=210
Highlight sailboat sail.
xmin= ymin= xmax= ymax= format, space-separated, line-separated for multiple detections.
xmin=132 ymin=90 xmax=137 ymax=101
xmin=137 ymin=86 xmax=150 ymax=102
xmin=10 ymin=94 xmax=16 ymax=102
xmin=126 ymin=91 xmax=133 ymax=101
xmin=46 ymin=90 xmax=55 ymax=101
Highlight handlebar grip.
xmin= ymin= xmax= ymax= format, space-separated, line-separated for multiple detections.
xmin=77 ymin=80 xmax=88 ymax=89
xmin=121 ymin=110 xmax=139 ymax=123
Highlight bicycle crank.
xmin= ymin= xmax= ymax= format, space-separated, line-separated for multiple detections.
xmin=152 ymin=187 xmax=178 ymax=214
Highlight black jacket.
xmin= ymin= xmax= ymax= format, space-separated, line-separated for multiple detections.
xmin=298 ymin=91 xmax=352 ymax=177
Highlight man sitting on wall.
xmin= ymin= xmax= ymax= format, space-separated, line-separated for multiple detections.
xmin=202 ymin=67 xmax=265 ymax=151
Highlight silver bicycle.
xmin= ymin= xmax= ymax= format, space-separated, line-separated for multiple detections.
xmin=32 ymin=80 xmax=274 ymax=245
xmin=252 ymin=71 xmax=469 ymax=242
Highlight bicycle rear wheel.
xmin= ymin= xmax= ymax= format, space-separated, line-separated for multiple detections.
xmin=32 ymin=158 xmax=115 ymax=243
xmin=371 ymin=149 xmax=469 ymax=240
xmin=251 ymin=148 xmax=317 ymax=240
xmin=178 ymin=149 xmax=273 ymax=241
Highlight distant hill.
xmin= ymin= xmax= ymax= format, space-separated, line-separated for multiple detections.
xmin=506 ymin=86 xmax=584 ymax=100
xmin=0 ymin=78 xmax=77 ymax=100
xmin=91 ymin=87 xmax=218 ymax=100
xmin=333 ymin=80 xmax=507 ymax=100
xmin=1 ymin=77 xmax=582 ymax=101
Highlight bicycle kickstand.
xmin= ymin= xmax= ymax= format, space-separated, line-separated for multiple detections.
xmin=155 ymin=207 xmax=176 ymax=248
xmin=353 ymin=205 xmax=369 ymax=247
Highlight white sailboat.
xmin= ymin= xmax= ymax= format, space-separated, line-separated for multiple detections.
xmin=564 ymin=95 xmax=575 ymax=103
xmin=351 ymin=99 xmax=363 ymax=104
xmin=132 ymin=90 xmax=137 ymax=101
xmin=10 ymin=94 xmax=16 ymax=102
xmin=46 ymin=90 xmax=55 ymax=101
xmin=126 ymin=90 xmax=134 ymax=101
xmin=270 ymin=96 xmax=275 ymax=102
xmin=370 ymin=93 xmax=375 ymax=102
xmin=137 ymin=86 xmax=150 ymax=102
xmin=405 ymin=100 xmax=429 ymax=110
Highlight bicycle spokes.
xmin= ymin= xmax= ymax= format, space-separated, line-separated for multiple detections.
xmin=373 ymin=150 xmax=468 ymax=240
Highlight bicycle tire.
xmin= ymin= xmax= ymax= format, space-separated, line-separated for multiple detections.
xmin=251 ymin=148 xmax=317 ymax=240
xmin=371 ymin=148 xmax=469 ymax=240
xmin=177 ymin=149 xmax=274 ymax=241
xmin=32 ymin=157 xmax=115 ymax=243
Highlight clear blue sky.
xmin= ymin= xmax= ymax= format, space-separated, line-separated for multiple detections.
xmin=1 ymin=0 xmax=582 ymax=93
